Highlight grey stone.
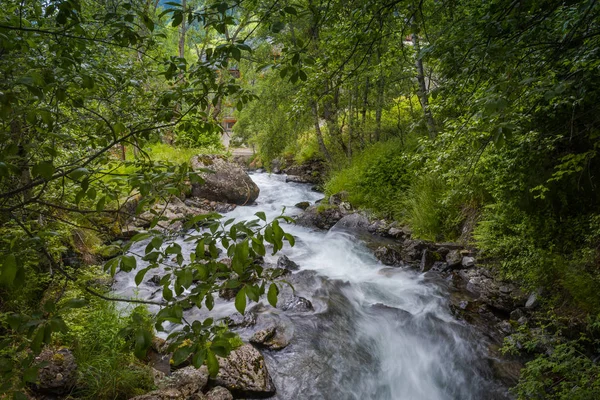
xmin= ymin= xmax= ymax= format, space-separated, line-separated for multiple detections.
xmin=461 ymin=256 xmax=476 ymax=268
xmin=374 ymin=246 xmax=402 ymax=266
xmin=525 ymin=292 xmax=539 ymax=309
xmin=510 ymin=308 xmax=524 ymax=321
xmin=191 ymin=155 xmax=259 ymax=205
xmin=331 ymin=213 xmax=370 ymax=231
xmin=294 ymin=201 xmax=310 ymax=210
xmin=276 ymin=255 xmax=300 ymax=271
xmin=210 ymin=344 xmax=276 ymax=397
xmin=250 ymin=326 xmax=290 ymax=350
xmin=420 ymin=249 xmax=440 ymax=272
xmin=446 ymin=250 xmax=462 ymax=268
xmin=31 ymin=348 xmax=77 ymax=395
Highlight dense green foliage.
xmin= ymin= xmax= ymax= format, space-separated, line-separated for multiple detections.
xmin=2 ymin=0 xmax=600 ymax=398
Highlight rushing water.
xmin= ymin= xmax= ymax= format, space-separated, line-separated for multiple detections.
xmin=113 ymin=172 xmax=510 ymax=400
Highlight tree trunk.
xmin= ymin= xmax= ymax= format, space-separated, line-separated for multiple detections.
xmin=179 ymin=0 xmax=187 ymax=59
xmin=412 ymin=32 xmax=436 ymax=139
xmin=312 ymin=102 xmax=332 ymax=163
xmin=375 ymin=74 xmax=385 ymax=142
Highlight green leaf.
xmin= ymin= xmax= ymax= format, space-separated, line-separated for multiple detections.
xmin=135 ymin=267 xmax=150 ymax=286
xmin=172 ymin=12 xmax=183 ymax=27
xmin=267 ymin=283 xmax=279 ymax=307
xmin=255 ymin=211 xmax=266 ymax=221
xmin=234 ymin=286 xmax=246 ymax=314
xmin=284 ymin=6 xmax=297 ymax=15
xmin=32 ymin=161 xmax=55 ymax=180
xmin=206 ymin=350 xmax=219 ymax=377
xmin=68 ymin=167 xmax=89 ymax=181
xmin=0 ymin=254 xmax=17 ymax=286
xmin=120 ymin=255 xmax=137 ymax=272
xmin=192 ymin=349 xmax=206 ymax=368
xmin=173 ymin=345 xmax=193 ymax=365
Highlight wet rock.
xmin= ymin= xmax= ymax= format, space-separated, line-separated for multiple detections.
xmin=445 ymin=250 xmax=462 ymax=268
xmin=367 ymin=220 xmax=388 ymax=235
xmin=332 ymin=213 xmax=370 ymax=231
xmin=219 ymin=286 xmax=241 ymax=301
xmin=276 ymin=255 xmax=300 ymax=271
xmin=461 ymin=256 xmax=476 ymax=268
xmin=295 ymin=205 xmax=343 ymax=230
xmin=210 ymin=344 xmax=276 ymax=398
xmin=224 ymin=309 xmax=258 ymax=328
xmin=31 ymin=348 xmax=77 ymax=395
xmin=420 ymin=249 xmax=441 ymax=272
xmin=374 ymin=246 xmax=402 ymax=266
xmin=282 ymin=296 xmax=313 ymax=312
xmin=147 ymin=337 xmax=171 ymax=375
xmin=401 ymin=239 xmax=428 ymax=264
xmin=205 ymin=386 xmax=233 ymax=400
xmin=295 ymin=201 xmax=310 ymax=210
xmin=429 ymin=261 xmax=450 ymax=273
xmin=250 ymin=326 xmax=290 ymax=350
xmin=149 ymin=274 xmax=162 ymax=286
xmin=191 ymin=155 xmax=259 ymax=205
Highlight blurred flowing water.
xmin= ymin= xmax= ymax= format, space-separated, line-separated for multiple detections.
xmin=113 ymin=172 xmax=510 ymax=400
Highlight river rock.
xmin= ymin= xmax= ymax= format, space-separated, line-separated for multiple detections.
xmin=461 ymin=256 xmax=476 ymax=268
xmin=206 ymin=387 xmax=233 ymax=400
xmin=190 ymin=155 xmax=259 ymax=205
xmin=210 ymin=344 xmax=276 ymax=397
xmin=374 ymin=246 xmax=402 ymax=266
xmin=31 ymin=348 xmax=77 ymax=395
xmin=331 ymin=213 xmax=369 ymax=231
xmin=250 ymin=325 xmax=290 ymax=350
xmin=459 ymin=269 xmax=527 ymax=313
xmin=295 ymin=205 xmax=343 ymax=230
xmin=446 ymin=250 xmax=462 ymax=268
xmin=295 ymin=201 xmax=310 ymax=210
xmin=420 ymin=249 xmax=441 ymax=272
xmin=276 ymin=255 xmax=300 ymax=271
xmin=401 ymin=239 xmax=428 ymax=264
xmin=525 ymin=292 xmax=539 ymax=309
xmin=280 ymin=296 xmax=314 ymax=312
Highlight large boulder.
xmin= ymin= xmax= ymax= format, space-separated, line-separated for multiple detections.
xmin=331 ymin=213 xmax=370 ymax=232
xmin=210 ymin=344 xmax=275 ymax=398
xmin=31 ymin=348 xmax=77 ymax=395
xmin=191 ymin=155 xmax=259 ymax=205
xmin=295 ymin=205 xmax=343 ymax=230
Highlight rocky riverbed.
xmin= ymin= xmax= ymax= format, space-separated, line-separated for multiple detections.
xmin=102 ymin=163 xmax=529 ymax=400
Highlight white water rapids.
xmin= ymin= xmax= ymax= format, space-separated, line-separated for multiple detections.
xmin=113 ymin=172 xmax=510 ymax=400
